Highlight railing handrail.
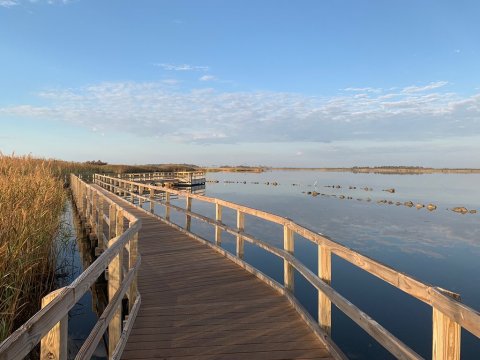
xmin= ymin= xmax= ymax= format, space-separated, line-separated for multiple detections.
xmin=0 ymin=175 xmax=142 ymax=360
xmin=119 ymin=170 xmax=205 ymax=177
xmin=95 ymin=173 xmax=480 ymax=360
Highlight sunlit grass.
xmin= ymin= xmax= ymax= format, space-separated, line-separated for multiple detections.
xmin=0 ymin=154 xmax=66 ymax=341
xmin=0 ymin=154 xmax=198 ymax=341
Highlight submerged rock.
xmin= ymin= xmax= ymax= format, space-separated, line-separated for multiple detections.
xmin=470 ymin=209 xmax=477 ymax=214
xmin=426 ymin=204 xmax=437 ymax=211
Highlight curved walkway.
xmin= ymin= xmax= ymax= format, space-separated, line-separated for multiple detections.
xmin=94 ymin=185 xmax=333 ymax=360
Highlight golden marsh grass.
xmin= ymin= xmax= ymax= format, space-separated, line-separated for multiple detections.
xmin=0 ymin=155 xmax=66 ymax=341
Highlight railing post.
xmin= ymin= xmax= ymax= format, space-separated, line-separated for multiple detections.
xmin=215 ymin=203 xmax=222 ymax=245
xmin=236 ymin=210 xmax=244 ymax=258
xmin=128 ymin=222 xmax=138 ymax=312
xmin=166 ymin=192 xmax=171 ymax=221
xmin=185 ymin=196 xmax=192 ymax=231
xmin=109 ymin=203 xmax=116 ymax=240
xmin=318 ymin=245 xmax=332 ymax=334
xmin=108 ymin=208 xmax=124 ymax=359
xmin=432 ymin=298 xmax=461 ymax=360
xmin=91 ymin=192 xmax=97 ymax=233
xmin=149 ymin=188 xmax=155 ymax=213
xmin=284 ymin=225 xmax=294 ymax=292
xmin=40 ymin=288 xmax=67 ymax=360
xmin=97 ymin=197 xmax=104 ymax=250
xmin=82 ymin=183 xmax=87 ymax=215
xmin=86 ymin=187 xmax=91 ymax=222
xmin=139 ymin=186 xmax=143 ymax=207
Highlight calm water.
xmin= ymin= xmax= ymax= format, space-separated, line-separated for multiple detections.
xmin=60 ymin=172 xmax=479 ymax=359
xmin=161 ymin=170 xmax=480 ymax=359
xmin=56 ymin=200 xmax=107 ymax=359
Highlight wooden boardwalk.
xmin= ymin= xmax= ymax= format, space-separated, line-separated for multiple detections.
xmin=4 ymin=174 xmax=478 ymax=360
xmin=93 ymin=185 xmax=334 ymax=360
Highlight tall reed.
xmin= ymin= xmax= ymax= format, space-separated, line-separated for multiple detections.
xmin=0 ymin=155 xmax=66 ymax=341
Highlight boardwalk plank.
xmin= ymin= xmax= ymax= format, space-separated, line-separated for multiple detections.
xmin=92 ymin=186 xmax=334 ymax=360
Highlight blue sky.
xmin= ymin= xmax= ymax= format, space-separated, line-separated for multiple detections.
xmin=1 ymin=0 xmax=479 ymax=166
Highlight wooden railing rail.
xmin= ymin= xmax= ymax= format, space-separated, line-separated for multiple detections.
xmin=95 ymin=173 xmax=480 ymax=360
xmin=117 ymin=171 xmax=205 ymax=183
xmin=0 ymin=175 xmax=141 ymax=360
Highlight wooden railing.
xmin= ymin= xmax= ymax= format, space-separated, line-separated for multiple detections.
xmin=119 ymin=171 xmax=206 ymax=185
xmin=0 ymin=175 xmax=141 ymax=360
xmin=94 ymin=173 xmax=480 ymax=360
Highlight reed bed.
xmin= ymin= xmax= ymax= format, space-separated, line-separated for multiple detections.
xmin=0 ymin=155 xmax=66 ymax=341
xmin=0 ymin=155 xmax=197 ymax=341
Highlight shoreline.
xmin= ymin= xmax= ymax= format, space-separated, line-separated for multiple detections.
xmin=203 ymin=166 xmax=480 ymax=174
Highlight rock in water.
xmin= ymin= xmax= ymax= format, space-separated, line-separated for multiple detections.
xmin=404 ymin=201 xmax=414 ymax=207
xmin=383 ymin=188 xmax=395 ymax=193
xmin=427 ymin=204 xmax=437 ymax=211
xmin=452 ymin=207 xmax=468 ymax=214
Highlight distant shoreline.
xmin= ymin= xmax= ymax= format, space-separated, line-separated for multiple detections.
xmin=203 ymin=166 xmax=480 ymax=174
xmin=271 ymin=167 xmax=480 ymax=174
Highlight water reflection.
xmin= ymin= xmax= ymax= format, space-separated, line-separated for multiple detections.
xmin=56 ymin=200 xmax=107 ymax=359
xmin=201 ymin=171 xmax=480 ymax=359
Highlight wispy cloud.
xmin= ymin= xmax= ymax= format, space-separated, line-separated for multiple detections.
xmin=402 ymin=81 xmax=449 ymax=93
xmin=343 ymin=87 xmax=382 ymax=93
xmin=1 ymin=0 xmax=73 ymax=7
xmin=0 ymin=0 xmax=19 ymax=7
xmin=161 ymin=79 xmax=181 ymax=86
xmin=155 ymin=63 xmax=209 ymax=72
xmin=199 ymin=75 xmax=216 ymax=82
xmin=1 ymin=81 xmax=479 ymax=145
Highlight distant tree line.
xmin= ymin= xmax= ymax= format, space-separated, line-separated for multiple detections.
xmin=85 ymin=160 xmax=108 ymax=166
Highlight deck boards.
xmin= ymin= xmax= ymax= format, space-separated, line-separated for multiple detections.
xmin=93 ymin=185 xmax=334 ymax=360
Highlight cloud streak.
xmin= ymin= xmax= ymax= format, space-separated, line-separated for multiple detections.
xmin=0 ymin=0 xmax=73 ymax=7
xmin=155 ymin=63 xmax=209 ymax=72
xmin=1 ymin=81 xmax=479 ymax=145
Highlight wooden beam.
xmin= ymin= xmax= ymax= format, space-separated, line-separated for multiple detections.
xmin=109 ymin=204 xmax=116 ymax=240
xmin=108 ymin=209 xmax=124 ymax=358
xmin=185 ymin=197 xmax=192 ymax=231
xmin=432 ymin=295 xmax=461 ymax=360
xmin=138 ymin=186 xmax=143 ymax=207
xmin=284 ymin=225 xmax=294 ymax=292
xmin=236 ymin=210 xmax=244 ymax=259
xmin=318 ymin=245 xmax=332 ymax=334
xmin=149 ymin=188 xmax=155 ymax=213
xmin=97 ymin=197 xmax=104 ymax=251
xmin=165 ymin=193 xmax=171 ymax=221
xmin=215 ymin=204 xmax=222 ymax=245
xmin=128 ymin=223 xmax=138 ymax=312
xmin=40 ymin=288 xmax=67 ymax=360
